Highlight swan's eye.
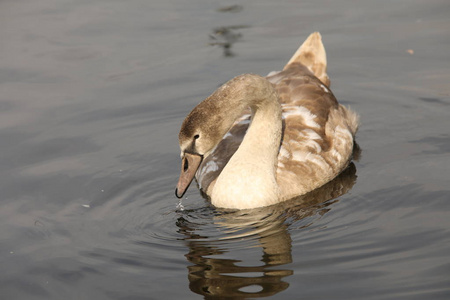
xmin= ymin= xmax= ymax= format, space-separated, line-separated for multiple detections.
xmin=194 ymin=134 xmax=200 ymax=140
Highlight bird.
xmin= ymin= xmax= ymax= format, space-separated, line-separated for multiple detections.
xmin=175 ymin=32 xmax=359 ymax=210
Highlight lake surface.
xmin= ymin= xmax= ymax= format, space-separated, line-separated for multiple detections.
xmin=1 ymin=0 xmax=450 ymax=299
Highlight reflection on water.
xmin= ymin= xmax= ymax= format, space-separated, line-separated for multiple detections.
xmin=208 ymin=4 xmax=248 ymax=57
xmin=209 ymin=25 xmax=249 ymax=57
xmin=177 ymin=163 xmax=357 ymax=298
xmin=217 ymin=5 xmax=244 ymax=13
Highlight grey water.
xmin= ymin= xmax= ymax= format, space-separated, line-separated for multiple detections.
xmin=1 ymin=0 xmax=450 ymax=299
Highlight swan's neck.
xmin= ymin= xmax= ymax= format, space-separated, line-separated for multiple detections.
xmin=211 ymin=76 xmax=282 ymax=209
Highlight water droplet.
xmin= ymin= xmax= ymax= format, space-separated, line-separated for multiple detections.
xmin=176 ymin=198 xmax=185 ymax=211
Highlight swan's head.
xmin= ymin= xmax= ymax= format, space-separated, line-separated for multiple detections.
xmin=175 ymin=95 xmax=229 ymax=199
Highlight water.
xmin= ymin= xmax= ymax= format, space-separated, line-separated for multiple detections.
xmin=1 ymin=0 xmax=450 ymax=299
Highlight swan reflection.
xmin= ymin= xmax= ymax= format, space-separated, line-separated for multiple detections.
xmin=177 ymin=163 xmax=357 ymax=299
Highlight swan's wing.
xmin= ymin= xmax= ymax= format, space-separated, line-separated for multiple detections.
xmin=268 ymin=64 xmax=358 ymax=199
xmin=195 ymin=112 xmax=250 ymax=196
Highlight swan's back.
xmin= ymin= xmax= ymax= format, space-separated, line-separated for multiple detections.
xmin=267 ymin=64 xmax=358 ymax=200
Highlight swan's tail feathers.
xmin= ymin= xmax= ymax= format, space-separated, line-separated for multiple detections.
xmin=284 ymin=32 xmax=330 ymax=86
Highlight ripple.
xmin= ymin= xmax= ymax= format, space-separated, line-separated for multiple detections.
xmin=132 ymin=163 xmax=358 ymax=298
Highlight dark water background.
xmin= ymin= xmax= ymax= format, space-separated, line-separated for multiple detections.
xmin=1 ymin=0 xmax=450 ymax=299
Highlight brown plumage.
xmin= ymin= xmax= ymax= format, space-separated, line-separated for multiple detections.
xmin=176 ymin=32 xmax=359 ymax=209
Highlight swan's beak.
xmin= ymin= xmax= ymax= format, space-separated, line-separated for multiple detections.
xmin=175 ymin=152 xmax=203 ymax=198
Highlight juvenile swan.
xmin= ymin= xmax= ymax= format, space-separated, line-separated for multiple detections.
xmin=175 ymin=32 xmax=359 ymax=209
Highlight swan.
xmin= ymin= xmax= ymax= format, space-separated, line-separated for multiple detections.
xmin=175 ymin=32 xmax=359 ymax=209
